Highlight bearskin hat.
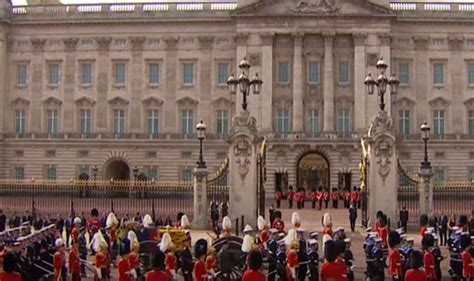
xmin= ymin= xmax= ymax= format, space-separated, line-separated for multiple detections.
xmin=159 ymin=233 xmax=172 ymax=253
xmin=257 ymin=216 xmax=266 ymax=231
xmin=177 ymin=212 xmax=184 ymax=222
xmin=334 ymin=239 xmax=346 ymax=256
xmin=55 ymin=238 xmax=65 ymax=248
xmin=73 ymin=217 xmax=81 ymax=225
xmin=222 ymin=216 xmax=232 ymax=231
xmin=3 ymin=252 xmax=18 ymax=273
xmin=419 ymin=214 xmax=429 ymax=227
xmin=247 ymin=250 xmax=263 ymax=270
xmin=291 ymin=212 xmax=300 ymax=227
xmin=118 ymin=238 xmax=131 ymax=256
xmin=151 ymin=250 xmax=166 ymax=270
xmin=181 ymin=215 xmax=190 ymax=229
xmin=379 ymin=214 xmax=388 ymax=227
xmin=422 ymin=234 xmax=435 ymax=249
xmin=106 ymin=212 xmax=119 ymax=229
xmin=323 ymin=213 xmax=332 ymax=227
xmin=388 ymin=231 xmax=401 ymax=248
xmin=274 ymin=210 xmax=282 ymax=220
xmin=194 ymin=238 xmax=208 ymax=258
xmin=143 ymin=214 xmax=153 ymax=228
xmin=127 ymin=230 xmax=139 ymax=251
xmin=458 ymin=215 xmax=468 ymax=227
xmin=409 ymin=250 xmax=424 ymax=270
xmin=324 ymin=240 xmax=338 ymax=262
xmin=91 ymin=208 xmax=99 ymax=217
xmin=376 ymin=210 xmax=384 ymax=219
xmin=241 ymin=234 xmax=254 ymax=253
xmin=460 ymin=234 xmax=472 ymax=250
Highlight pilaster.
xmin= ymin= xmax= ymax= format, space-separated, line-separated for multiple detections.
xmin=449 ymin=36 xmax=464 ymax=134
xmin=130 ymin=37 xmax=145 ymax=133
xmin=63 ymin=38 xmax=79 ymax=132
xmin=413 ymin=36 xmax=430 ymax=125
xmin=95 ymin=37 xmax=111 ymax=131
xmin=323 ymin=32 xmax=335 ymax=132
xmin=163 ymin=37 xmax=179 ymax=133
xmin=292 ymin=33 xmax=304 ymax=133
xmin=0 ymin=34 xmax=6 ymax=134
xmin=260 ymin=33 xmax=273 ymax=133
xmin=30 ymin=38 xmax=46 ymax=132
xmin=353 ymin=33 xmax=367 ymax=132
xmin=198 ymin=36 xmax=214 ymax=128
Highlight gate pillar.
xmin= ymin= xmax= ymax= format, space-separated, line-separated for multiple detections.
xmin=193 ymin=167 xmax=208 ymax=229
xmin=418 ymin=167 xmax=433 ymax=216
xmin=367 ymin=111 xmax=399 ymax=227
xmin=228 ymin=110 xmax=260 ymax=227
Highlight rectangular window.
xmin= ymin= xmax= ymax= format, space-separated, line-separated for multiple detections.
xmin=469 ymin=63 xmax=474 ymax=85
xmin=147 ymin=168 xmax=158 ymax=180
xmin=15 ymin=110 xmax=26 ymax=134
xmin=80 ymin=109 xmax=91 ymax=134
xmin=433 ymin=110 xmax=445 ymax=135
xmin=183 ymin=63 xmax=194 ymax=85
xmin=114 ymin=63 xmax=126 ymax=85
xmin=469 ymin=110 xmax=474 ymax=136
xmin=434 ymin=169 xmax=444 ymax=185
xmin=16 ymin=65 xmax=27 ymax=86
xmin=433 ymin=63 xmax=444 ymax=85
xmin=339 ymin=61 xmax=349 ymax=84
xmin=147 ymin=110 xmax=159 ymax=135
xmin=217 ymin=63 xmax=229 ymax=85
xmin=216 ymin=110 xmax=229 ymax=136
xmin=308 ymin=61 xmax=320 ymax=84
xmin=47 ymin=109 xmax=58 ymax=134
xmin=47 ymin=167 xmax=57 ymax=180
xmin=181 ymin=168 xmax=192 ymax=181
xmin=48 ymin=63 xmax=60 ymax=85
xmin=81 ymin=63 xmax=92 ymax=85
xmin=278 ymin=62 xmax=289 ymax=84
xmin=308 ymin=109 xmax=320 ymax=134
xmin=337 ymin=109 xmax=351 ymax=135
xmin=148 ymin=63 xmax=160 ymax=85
xmin=276 ymin=109 xmax=290 ymax=135
xmin=15 ymin=167 xmax=25 ymax=180
xmin=181 ymin=110 xmax=193 ymax=135
xmin=113 ymin=109 xmax=125 ymax=134
xmin=399 ymin=63 xmax=409 ymax=85
xmin=398 ymin=110 xmax=410 ymax=136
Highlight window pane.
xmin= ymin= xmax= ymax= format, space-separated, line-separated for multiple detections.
xmin=308 ymin=62 xmax=320 ymax=84
xmin=181 ymin=110 xmax=193 ymax=134
xmin=277 ymin=109 xmax=289 ymax=134
xmin=399 ymin=63 xmax=409 ymax=85
xmin=434 ymin=170 xmax=444 ymax=184
xmin=217 ymin=110 xmax=229 ymax=136
xmin=183 ymin=63 xmax=194 ymax=85
xmin=147 ymin=110 xmax=159 ymax=134
xmin=114 ymin=110 xmax=124 ymax=134
xmin=47 ymin=110 xmax=58 ymax=134
xmin=115 ymin=63 xmax=126 ymax=85
xmin=337 ymin=109 xmax=350 ymax=134
xmin=181 ymin=169 xmax=192 ymax=181
xmin=398 ymin=110 xmax=410 ymax=135
xmin=148 ymin=168 xmax=158 ymax=180
xmin=15 ymin=110 xmax=25 ymax=134
xmin=278 ymin=62 xmax=289 ymax=83
xmin=217 ymin=63 xmax=229 ymax=85
xmin=339 ymin=61 xmax=349 ymax=84
xmin=80 ymin=109 xmax=91 ymax=134
xmin=149 ymin=63 xmax=160 ymax=85
xmin=434 ymin=63 xmax=444 ymax=85
xmin=434 ymin=110 xmax=445 ymax=135
xmin=469 ymin=64 xmax=474 ymax=85
xmin=81 ymin=63 xmax=92 ymax=85
xmin=15 ymin=167 xmax=24 ymax=180
xmin=308 ymin=109 xmax=320 ymax=133
xmin=47 ymin=167 xmax=57 ymax=180
xmin=49 ymin=64 xmax=59 ymax=85
xmin=469 ymin=110 xmax=474 ymax=136
xmin=17 ymin=65 xmax=27 ymax=86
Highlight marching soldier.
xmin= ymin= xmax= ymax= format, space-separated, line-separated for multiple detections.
xmin=320 ymin=240 xmax=346 ymax=281
xmin=160 ymin=233 xmax=177 ymax=280
xmin=92 ymin=231 xmax=109 ymax=281
xmin=343 ymin=189 xmax=351 ymax=209
xmin=53 ymin=238 xmax=67 ymax=281
xmin=194 ymin=239 xmax=208 ymax=281
xmin=388 ymin=231 xmax=402 ymax=281
xmin=127 ymin=231 xmax=140 ymax=280
xmin=116 ymin=238 xmax=131 ymax=281
xmin=68 ymin=240 xmax=81 ymax=281
xmin=310 ymin=188 xmax=318 ymax=209
xmin=422 ymin=234 xmax=436 ymax=280
xmin=316 ymin=187 xmax=323 ymax=211
xmin=295 ymin=189 xmax=303 ymax=210
xmin=275 ymin=189 xmax=282 ymax=209
xmin=331 ymin=188 xmax=339 ymax=209
xmin=257 ymin=216 xmax=269 ymax=244
xmin=287 ymin=186 xmax=295 ymax=209
xmin=323 ymin=188 xmax=330 ymax=209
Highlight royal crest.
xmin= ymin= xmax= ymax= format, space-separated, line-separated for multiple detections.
xmin=288 ymin=0 xmax=339 ymax=14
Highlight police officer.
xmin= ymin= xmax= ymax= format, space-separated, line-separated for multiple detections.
xmin=276 ymin=240 xmax=287 ymax=280
xmin=307 ymin=236 xmax=319 ymax=281
xmin=296 ymin=229 xmax=308 ymax=281
xmin=266 ymin=229 xmax=278 ymax=281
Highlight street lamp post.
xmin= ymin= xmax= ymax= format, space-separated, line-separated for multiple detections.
xmin=227 ymin=57 xmax=263 ymax=111
xmin=364 ymin=57 xmax=400 ymax=111
xmin=196 ymin=120 xmax=207 ymax=169
xmin=420 ymin=121 xmax=431 ymax=169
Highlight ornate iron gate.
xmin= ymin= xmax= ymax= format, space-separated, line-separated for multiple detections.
xmin=397 ymin=162 xmax=420 ymax=224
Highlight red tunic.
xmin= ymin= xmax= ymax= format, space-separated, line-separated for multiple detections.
xmin=405 ymin=269 xmax=427 ymax=281
xmin=165 ymin=252 xmax=177 ymax=271
xmin=71 ymin=227 xmax=79 ymax=243
xmin=322 ymin=226 xmax=333 ymax=237
xmin=343 ymin=192 xmax=351 ymax=201
xmin=310 ymin=191 xmax=317 ymax=202
xmin=423 ymin=250 xmax=435 ymax=279
xmin=316 ymin=191 xmax=323 ymax=201
xmin=287 ymin=190 xmax=295 ymax=200
xmin=68 ymin=248 xmax=81 ymax=274
xmin=87 ymin=218 xmax=101 ymax=235
xmin=287 ymin=249 xmax=299 ymax=268
xmin=205 ymin=255 xmax=217 ymax=271
xmin=275 ymin=191 xmax=282 ymax=201
xmin=53 ymin=251 xmax=65 ymax=280
xmin=419 ymin=226 xmax=427 ymax=238
xmin=117 ymin=259 xmax=131 ymax=281
xmin=320 ymin=261 xmax=347 ymax=281
xmin=95 ymin=252 xmax=108 ymax=269
xmin=272 ymin=219 xmax=285 ymax=233
xmin=331 ymin=192 xmax=339 ymax=201
xmin=462 ymin=250 xmax=474 ymax=278
xmin=351 ymin=192 xmax=358 ymax=203
xmin=323 ymin=192 xmax=329 ymax=201
xmin=128 ymin=252 xmax=139 ymax=270
xmin=242 ymin=269 xmax=266 ymax=281
xmin=259 ymin=230 xmax=269 ymax=243
xmin=193 ymin=260 xmax=207 ymax=281
xmin=0 ymin=272 xmax=22 ymax=281
xmin=145 ymin=270 xmax=171 ymax=281
xmin=389 ymin=248 xmax=402 ymax=277
xmin=377 ymin=226 xmax=388 ymax=246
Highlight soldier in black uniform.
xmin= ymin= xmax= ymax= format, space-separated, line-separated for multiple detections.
xmin=276 ymin=240 xmax=288 ymax=281
xmin=307 ymin=237 xmax=319 ymax=281
xmin=266 ymin=229 xmax=278 ymax=281
xmin=179 ymin=234 xmax=194 ymax=281
xmin=297 ymin=236 xmax=308 ymax=281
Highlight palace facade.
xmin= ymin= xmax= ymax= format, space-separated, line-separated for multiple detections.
xmin=2 ymin=0 xmax=474 ymax=195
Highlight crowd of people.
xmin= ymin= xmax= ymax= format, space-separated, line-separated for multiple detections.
xmin=0 ymin=206 xmax=473 ymax=281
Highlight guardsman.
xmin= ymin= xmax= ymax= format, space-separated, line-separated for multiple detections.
xmin=116 ymin=238 xmax=131 ymax=281
xmin=344 ymin=238 xmax=354 ymax=281
xmin=320 ymin=240 xmax=346 ymax=281
xmin=275 ymin=189 xmax=282 ymax=209
xmin=322 ymin=188 xmax=330 ymax=209
xmin=267 ymin=229 xmax=279 ymax=281
xmin=70 ymin=217 xmax=81 ymax=244
xmin=419 ymin=214 xmax=429 ymax=238
xmin=460 ymin=234 xmax=474 ymax=280
xmin=105 ymin=212 xmax=119 ymax=261
xmin=295 ymin=189 xmax=303 ymax=210
xmin=257 ymin=216 xmax=269 ymax=244
xmin=388 ymin=231 xmax=402 ymax=281
xmin=307 ymin=234 xmax=319 ymax=281
xmin=194 ymin=239 xmax=208 ymax=281
xmin=343 ymin=189 xmax=351 ymax=209
xmin=160 ymin=233 xmax=177 ymax=280
xmin=92 ymin=231 xmax=109 ymax=281
xmin=287 ymin=186 xmax=295 ymax=209
xmin=54 ymin=238 xmax=67 ymax=281
xmin=331 ymin=188 xmax=339 ymax=209
xmin=316 ymin=187 xmax=323 ymax=210
xmin=205 ymin=242 xmax=217 ymax=279
xmin=422 ymin=234 xmax=436 ymax=280
xmin=322 ymin=213 xmax=333 ymax=237
xmin=351 ymin=187 xmax=358 ymax=209
xmin=69 ymin=240 xmax=81 ymax=281
xmin=310 ymin=188 xmax=318 ymax=209
xmin=404 ymin=250 xmax=427 ymax=281
xmin=272 ymin=211 xmax=285 ymax=233
xmin=128 ymin=231 xmax=140 ymax=280
xmin=287 ymin=239 xmax=299 ymax=281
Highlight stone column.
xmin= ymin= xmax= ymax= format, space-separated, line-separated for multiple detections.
xmin=163 ymin=37 xmax=179 ymax=133
xmin=379 ymin=34 xmax=392 ymax=116
xmin=292 ymin=33 xmax=304 ymax=133
xmin=418 ymin=167 xmax=433 ymax=216
xmin=235 ymin=34 xmax=248 ymax=114
xmin=30 ymin=38 xmax=47 ymax=132
xmin=228 ymin=110 xmax=260 ymax=226
xmin=353 ymin=33 xmax=367 ymax=132
xmin=198 ymin=36 xmax=214 ymax=127
xmin=0 ymin=34 xmax=8 ymax=134
xmin=323 ymin=32 xmax=335 ymax=132
xmin=193 ymin=167 xmax=208 ymax=229
xmin=448 ymin=36 xmax=465 ymax=134
xmin=413 ymin=37 xmax=429 ymax=124
xmin=260 ymin=33 xmax=274 ymax=133
xmin=95 ymin=37 xmax=111 ymax=132
xmin=367 ymin=111 xmax=399 ymax=226
xmin=63 ymin=38 xmax=79 ymax=133
xmin=129 ymin=37 xmax=145 ymax=133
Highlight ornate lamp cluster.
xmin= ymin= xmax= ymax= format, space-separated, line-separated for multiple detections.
xmin=196 ymin=120 xmax=207 ymax=169
xmin=364 ymin=57 xmax=400 ymax=111
xmin=227 ymin=57 xmax=263 ymax=111
xmin=420 ymin=121 xmax=431 ymax=169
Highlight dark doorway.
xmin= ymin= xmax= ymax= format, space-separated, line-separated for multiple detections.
xmin=104 ymin=160 xmax=130 ymax=180
xmin=337 ymin=172 xmax=352 ymax=191
xmin=275 ymin=172 xmax=288 ymax=193
xmin=296 ymin=152 xmax=330 ymax=190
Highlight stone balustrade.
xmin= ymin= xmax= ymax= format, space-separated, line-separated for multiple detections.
xmin=389 ymin=1 xmax=474 ymax=12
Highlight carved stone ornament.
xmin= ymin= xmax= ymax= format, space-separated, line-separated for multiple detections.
xmin=234 ymin=140 xmax=251 ymax=157
xmin=63 ymin=38 xmax=79 ymax=51
xmin=248 ymin=53 xmax=261 ymax=66
xmin=288 ymin=0 xmax=338 ymax=14
xmin=234 ymin=33 xmax=249 ymax=47
xmin=448 ymin=36 xmax=464 ymax=50
xmin=95 ymin=37 xmax=112 ymax=50
xmin=230 ymin=110 xmax=258 ymax=137
xmin=374 ymin=138 xmax=394 ymax=180
xmin=236 ymin=157 xmax=251 ymax=181
xmin=30 ymin=38 xmax=46 ymax=51
xmin=353 ymin=33 xmax=367 ymax=46
xmin=197 ymin=36 xmax=215 ymax=49
xmin=163 ymin=37 xmax=180 ymax=49
xmin=129 ymin=36 xmax=146 ymax=50
xmin=368 ymin=110 xmax=396 ymax=182
xmin=413 ymin=36 xmax=429 ymax=50
xmin=368 ymin=110 xmax=394 ymax=138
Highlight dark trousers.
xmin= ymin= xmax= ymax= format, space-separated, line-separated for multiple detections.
xmin=302 ymin=200 xmax=305 ymax=208
xmin=288 ymin=199 xmax=293 ymax=209
xmin=439 ymin=228 xmax=447 ymax=246
xmin=357 ymin=200 xmax=361 ymax=209
xmin=297 ymin=201 xmax=302 ymax=210
xmin=324 ymin=200 xmax=329 ymax=208
xmin=350 ymin=218 xmax=356 ymax=232
xmin=80 ymin=254 xmax=87 ymax=275
xmin=312 ymin=200 xmax=316 ymax=209
xmin=276 ymin=200 xmax=281 ymax=209
xmin=401 ymin=221 xmax=408 ymax=233
xmin=332 ymin=200 xmax=338 ymax=208
xmin=72 ymin=273 xmax=81 ymax=281
xmin=182 ymin=269 xmax=193 ymax=281
xmin=318 ymin=200 xmax=322 ymax=210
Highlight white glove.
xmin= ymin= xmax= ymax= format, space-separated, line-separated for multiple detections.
xmin=130 ymin=269 xmax=137 ymax=279
xmin=350 ymin=265 xmax=356 ymax=271
xmin=95 ymin=267 xmax=102 ymax=279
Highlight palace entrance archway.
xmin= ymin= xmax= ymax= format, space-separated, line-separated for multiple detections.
xmin=104 ymin=160 xmax=130 ymax=180
xmin=297 ymin=152 xmax=330 ymax=190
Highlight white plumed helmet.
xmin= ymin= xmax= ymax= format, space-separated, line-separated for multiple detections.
xmin=55 ymin=238 xmax=64 ymax=248
xmin=73 ymin=217 xmax=81 ymax=225
xmin=241 ymin=234 xmax=254 ymax=253
xmin=222 ymin=216 xmax=232 ymax=231
xmin=159 ymin=233 xmax=172 ymax=253
xmin=181 ymin=215 xmax=190 ymax=229
xmin=284 ymin=228 xmax=297 ymax=247
xmin=143 ymin=214 xmax=153 ymax=228
xmin=106 ymin=212 xmax=119 ymax=229
xmin=257 ymin=216 xmax=266 ymax=231
xmin=128 ymin=230 xmax=139 ymax=251
xmin=92 ymin=232 xmax=107 ymax=252
xmin=323 ymin=213 xmax=332 ymax=227
xmin=291 ymin=212 xmax=300 ymax=227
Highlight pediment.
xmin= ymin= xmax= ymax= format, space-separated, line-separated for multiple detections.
xmin=74 ymin=96 xmax=96 ymax=106
xmin=211 ymin=97 xmax=234 ymax=107
xmin=11 ymin=97 xmax=30 ymax=106
xmin=394 ymin=96 xmax=416 ymax=108
xmin=428 ymin=96 xmax=450 ymax=107
xmin=108 ymin=96 xmax=129 ymax=106
xmin=142 ymin=96 xmax=164 ymax=106
xmin=335 ymin=94 xmax=354 ymax=105
xmin=176 ymin=96 xmax=199 ymax=106
xmin=233 ymin=0 xmax=391 ymax=17
xmin=42 ymin=96 xmax=63 ymax=106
